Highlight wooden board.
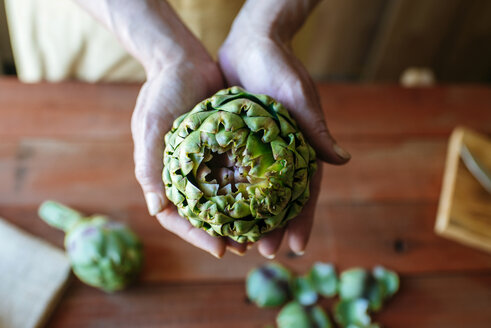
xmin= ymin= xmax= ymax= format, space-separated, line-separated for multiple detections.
xmin=0 ymin=80 xmax=490 ymax=327
xmin=436 ymin=127 xmax=491 ymax=252
xmin=1 ymin=80 xmax=491 ymax=140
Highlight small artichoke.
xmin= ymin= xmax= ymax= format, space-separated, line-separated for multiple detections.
xmin=163 ymin=86 xmax=317 ymax=243
xmin=246 ymin=262 xmax=294 ymax=307
xmin=308 ymin=262 xmax=338 ymax=297
xmin=339 ymin=267 xmax=399 ymax=312
xmin=293 ymin=275 xmax=318 ymax=306
xmin=334 ymin=299 xmax=377 ymax=328
xmin=277 ymin=301 xmax=332 ymax=328
xmin=38 ymin=201 xmax=143 ymax=292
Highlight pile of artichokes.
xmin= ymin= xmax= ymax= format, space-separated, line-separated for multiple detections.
xmin=163 ymin=87 xmax=316 ymax=243
xmin=246 ymin=262 xmax=399 ymax=328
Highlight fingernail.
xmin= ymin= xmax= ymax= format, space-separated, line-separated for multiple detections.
xmin=333 ymin=143 xmax=351 ymax=160
xmin=211 ymin=251 xmax=223 ymax=259
xmin=262 ymin=253 xmax=276 ymax=260
xmin=145 ymin=192 xmax=163 ymax=216
xmin=246 ymin=243 xmax=254 ymax=250
xmin=227 ymin=246 xmax=245 ymax=256
xmin=294 ymin=250 xmax=305 ymax=256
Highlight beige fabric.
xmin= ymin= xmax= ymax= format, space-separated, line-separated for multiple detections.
xmin=4 ymin=0 xmax=325 ymax=82
xmin=5 ymin=0 xmax=145 ymax=82
xmin=0 ymin=218 xmax=71 ymax=328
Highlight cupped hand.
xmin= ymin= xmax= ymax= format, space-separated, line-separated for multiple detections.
xmin=218 ymin=27 xmax=351 ymax=259
xmin=131 ymin=53 xmax=250 ymax=258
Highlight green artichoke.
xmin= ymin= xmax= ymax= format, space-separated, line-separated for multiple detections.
xmin=293 ymin=275 xmax=318 ymax=306
xmin=339 ymin=267 xmax=399 ymax=312
xmin=246 ymin=262 xmax=294 ymax=307
xmin=163 ymin=86 xmax=317 ymax=243
xmin=308 ymin=262 xmax=338 ymax=297
xmin=334 ymin=299 xmax=378 ymax=328
xmin=38 ymin=201 xmax=143 ymax=292
xmin=372 ymin=266 xmax=400 ymax=300
xmin=277 ymin=301 xmax=332 ymax=328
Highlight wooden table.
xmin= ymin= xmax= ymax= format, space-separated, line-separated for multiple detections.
xmin=1 ymin=78 xmax=490 ymax=327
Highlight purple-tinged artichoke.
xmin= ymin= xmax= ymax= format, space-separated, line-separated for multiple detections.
xmin=38 ymin=201 xmax=143 ymax=292
xmin=339 ymin=267 xmax=399 ymax=312
xmin=246 ymin=262 xmax=294 ymax=307
xmin=277 ymin=301 xmax=332 ymax=328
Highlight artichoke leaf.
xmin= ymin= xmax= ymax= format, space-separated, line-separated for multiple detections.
xmin=170 ymin=173 xmax=186 ymax=194
xmin=261 ymin=208 xmax=288 ymax=232
xmin=200 ymin=111 xmax=244 ymax=134
xmin=184 ymin=180 xmax=203 ymax=200
xmin=242 ymin=116 xmax=280 ymax=143
xmin=291 ymin=168 xmax=308 ymax=201
xmin=166 ymin=185 xmax=185 ymax=206
xmin=227 ymin=200 xmax=251 ymax=218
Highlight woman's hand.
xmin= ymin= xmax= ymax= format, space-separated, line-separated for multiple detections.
xmin=133 ymin=55 xmax=243 ymax=259
xmin=218 ymin=0 xmax=351 ymax=259
xmin=75 ymin=0 xmax=250 ymax=258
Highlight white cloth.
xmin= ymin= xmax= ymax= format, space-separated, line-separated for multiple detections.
xmin=0 ymin=218 xmax=71 ymax=328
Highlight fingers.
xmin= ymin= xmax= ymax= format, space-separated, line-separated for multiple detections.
xmin=156 ymin=207 xmax=226 ymax=258
xmin=226 ymin=238 xmax=248 ymax=256
xmin=131 ymin=82 xmax=170 ymax=215
xmin=275 ymin=74 xmax=351 ymax=165
xmin=303 ymin=116 xmax=351 ymax=166
xmin=286 ymin=161 xmax=323 ymax=254
xmin=257 ymin=227 xmax=285 ymax=259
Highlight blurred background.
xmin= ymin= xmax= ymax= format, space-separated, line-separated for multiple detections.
xmin=0 ymin=0 xmax=490 ymax=84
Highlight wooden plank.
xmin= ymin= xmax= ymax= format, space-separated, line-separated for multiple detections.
xmin=363 ymin=0 xmax=462 ymax=81
xmin=3 ymin=200 xmax=491 ymax=282
xmin=0 ymin=139 xmax=141 ymax=207
xmin=0 ymin=141 xmax=18 ymax=200
xmin=376 ymin=273 xmax=491 ymax=328
xmin=1 ymin=81 xmax=491 ymax=140
xmin=0 ymin=79 xmax=138 ymax=139
xmin=0 ymin=138 xmax=449 ymax=206
xmin=319 ymin=85 xmax=491 ymax=139
xmin=436 ymin=0 xmax=491 ymax=82
xmin=311 ymin=202 xmax=491 ymax=274
xmin=47 ymin=274 xmax=491 ymax=328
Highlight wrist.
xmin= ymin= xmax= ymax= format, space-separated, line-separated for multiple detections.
xmin=142 ymin=38 xmax=212 ymax=77
xmin=121 ymin=9 xmax=210 ymax=74
xmin=230 ymin=0 xmax=321 ymax=43
xmin=76 ymin=0 xmax=212 ymax=76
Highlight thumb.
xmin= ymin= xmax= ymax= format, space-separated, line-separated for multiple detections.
xmin=306 ymin=115 xmax=351 ymax=165
xmin=276 ymin=82 xmax=351 ymax=165
xmin=131 ymin=82 xmax=169 ymax=216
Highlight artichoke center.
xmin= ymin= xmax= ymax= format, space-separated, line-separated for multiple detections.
xmin=201 ymin=150 xmax=250 ymax=194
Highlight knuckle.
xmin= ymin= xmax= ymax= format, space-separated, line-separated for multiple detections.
xmin=311 ymin=118 xmax=329 ymax=137
xmin=134 ymin=164 xmax=157 ymax=187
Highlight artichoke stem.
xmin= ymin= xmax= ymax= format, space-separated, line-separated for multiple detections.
xmin=38 ymin=200 xmax=84 ymax=233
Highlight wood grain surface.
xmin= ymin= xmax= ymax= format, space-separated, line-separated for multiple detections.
xmin=0 ymin=78 xmax=490 ymax=327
